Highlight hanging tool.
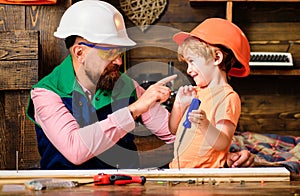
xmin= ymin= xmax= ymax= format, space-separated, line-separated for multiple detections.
xmin=177 ymin=98 xmax=201 ymax=170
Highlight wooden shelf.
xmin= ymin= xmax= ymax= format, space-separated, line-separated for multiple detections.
xmin=250 ymin=69 xmax=300 ymax=76
xmin=190 ymin=0 xmax=300 ymax=2
xmin=189 ymin=0 xmax=300 ymax=21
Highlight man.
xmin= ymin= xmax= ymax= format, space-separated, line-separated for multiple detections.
xmin=26 ymin=0 xmax=254 ymax=169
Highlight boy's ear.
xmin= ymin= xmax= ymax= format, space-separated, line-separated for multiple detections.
xmin=214 ymin=50 xmax=223 ymax=65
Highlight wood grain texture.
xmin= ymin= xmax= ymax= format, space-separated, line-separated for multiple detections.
xmin=0 ymin=93 xmax=7 ymax=169
xmin=0 ymin=30 xmax=38 ymax=60
xmin=0 ymin=1 xmax=71 ymax=170
xmin=238 ymin=95 xmax=300 ymax=135
xmin=3 ymin=91 xmax=40 ymax=170
xmin=25 ymin=2 xmax=71 ymax=78
xmin=0 ymin=60 xmax=38 ymax=90
xmin=0 ymin=4 xmax=25 ymax=31
xmin=0 ymin=31 xmax=38 ymax=90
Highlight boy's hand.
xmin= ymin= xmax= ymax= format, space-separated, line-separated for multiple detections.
xmin=174 ymin=85 xmax=196 ymax=112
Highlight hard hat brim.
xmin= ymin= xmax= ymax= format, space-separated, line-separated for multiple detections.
xmin=54 ymin=30 xmax=136 ymax=47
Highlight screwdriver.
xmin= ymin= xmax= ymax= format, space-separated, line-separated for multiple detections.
xmin=176 ymin=98 xmax=201 ymax=170
xmin=93 ymin=173 xmax=146 ymax=185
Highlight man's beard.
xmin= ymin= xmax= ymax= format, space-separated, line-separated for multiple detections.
xmin=96 ymin=64 xmax=120 ymax=92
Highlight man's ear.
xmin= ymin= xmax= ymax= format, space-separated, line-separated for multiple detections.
xmin=72 ymin=45 xmax=85 ymax=64
xmin=214 ymin=50 xmax=223 ymax=65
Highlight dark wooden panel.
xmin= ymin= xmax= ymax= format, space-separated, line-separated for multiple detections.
xmin=233 ymin=2 xmax=300 ymax=23
xmin=230 ymin=75 xmax=300 ymax=95
xmin=0 ymin=92 xmax=7 ymax=169
xmin=3 ymin=91 xmax=40 ymax=170
xmin=0 ymin=30 xmax=38 ymax=90
xmin=0 ymin=4 xmax=25 ymax=31
xmin=0 ymin=1 xmax=71 ymax=170
xmin=26 ymin=1 xmax=71 ymax=78
xmin=0 ymin=60 xmax=38 ymax=90
xmin=0 ymin=30 xmax=38 ymax=60
xmin=161 ymin=1 xmax=226 ymax=22
xmin=238 ymin=95 xmax=300 ymax=135
xmin=191 ymin=0 xmax=300 ymax=2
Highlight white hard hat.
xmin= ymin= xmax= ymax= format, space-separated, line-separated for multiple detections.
xmin=54 ymin=0 xmax=136 ymax=46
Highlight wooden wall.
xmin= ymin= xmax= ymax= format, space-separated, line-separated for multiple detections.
xmin=0 ymin=0 xmax=299 ymax=169
xmin=0 ymin=1 xmax=71 ymax=170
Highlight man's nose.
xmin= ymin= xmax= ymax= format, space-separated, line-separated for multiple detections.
xmin=112 ymin=55 xmax=123 ymax=66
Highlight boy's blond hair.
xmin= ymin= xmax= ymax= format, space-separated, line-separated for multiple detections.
xmin=178 ymin=37 xmax=240 ymax=75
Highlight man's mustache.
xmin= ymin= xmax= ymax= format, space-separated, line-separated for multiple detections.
xmin=96 ymin=64 xmax=120 ymax=92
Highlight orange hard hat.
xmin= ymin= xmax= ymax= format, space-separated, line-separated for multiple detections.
xmin=173 ymin=18 xmax=250 ymax=77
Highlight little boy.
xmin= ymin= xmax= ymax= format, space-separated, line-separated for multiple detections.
xmin=169 ymin=18 xmax=250 ymax=168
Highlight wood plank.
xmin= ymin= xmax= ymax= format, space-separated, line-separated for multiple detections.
xmin=226 ymin=1 xmax=233 ymax=21
xmin=0 ymin=31 xmax=38 ymax=60
xmin=3 ymin=91 xmax=40 ymax=170
xmin=250 ymin=69 xmax=300 ymax=76
xmin=0 ymin=92 xmax=7 ymax=169
xmin=233 ymin=3 xmax=300 ymax=23
xmin=0 ymin=4 xmax=25 ymax=31
xmin=0 ymin=167 xmax=290 ymax=184
xmin=26 ymin=1 xmax=71 ymax=78
xmin=238 ymin=95 xmax=300 ymax=134
xmin=0 ymin=60 xmax=38 ymax=90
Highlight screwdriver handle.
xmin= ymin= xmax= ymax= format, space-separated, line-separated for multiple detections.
xmin=93 ymin=173 xmax=146 ymax=185
xmin=110 ymin=174 xmax=146 ymax=185
xmin=183 ymin=98 xmax=201 ymax=128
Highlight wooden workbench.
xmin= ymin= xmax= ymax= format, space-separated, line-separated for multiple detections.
xmin=0 ymin=168 xmax=298 ymax=195
xmin=1 ymin=180 xmax=300 ymax=196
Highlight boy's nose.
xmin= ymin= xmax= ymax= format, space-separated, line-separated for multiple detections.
xmin=186 ymin=64 xmax=193 ymax=75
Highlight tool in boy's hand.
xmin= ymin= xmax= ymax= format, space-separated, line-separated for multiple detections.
xmin=177 ymin=98 xmax=201 ymax=170
xmin=25 ymin=173 xmax=146 ymax=191
xmin=93 ymin=173 xmax=146 ymax=185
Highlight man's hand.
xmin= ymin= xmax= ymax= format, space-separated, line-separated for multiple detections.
xmin=227 ymin=150 xmax=255 ymax=168
xmin=128 ymin=74 xmax=177 ymax=119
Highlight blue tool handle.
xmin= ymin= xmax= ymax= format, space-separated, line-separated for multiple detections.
xmin=183 ymin=98 xmax=201 ymax=128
